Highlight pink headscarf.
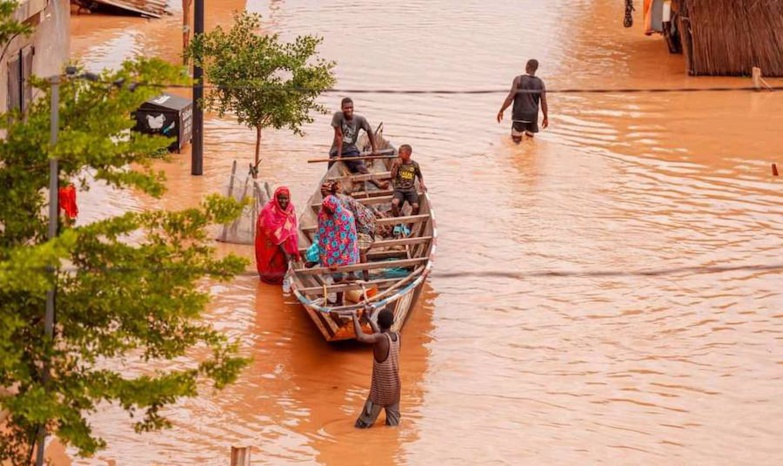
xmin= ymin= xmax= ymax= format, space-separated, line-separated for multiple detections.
xmin=257 ymin=186 xmax=298 ymax=255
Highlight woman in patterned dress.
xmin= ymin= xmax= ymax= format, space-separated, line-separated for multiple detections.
xmin=321 ymin=181 xmax=377 ymax=238
xmin=318 ymin=194 xmax=359 ymax=305
xmin=322 ymin=181 xmax=378 ymax=280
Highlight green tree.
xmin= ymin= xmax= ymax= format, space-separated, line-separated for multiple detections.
xmin=0 ymin=0 xmax=32 ymax=62
xmin=0 ymin=57 xmax=250 ymax=464
xmin=186 ymin=12 xmax=336 ymax=175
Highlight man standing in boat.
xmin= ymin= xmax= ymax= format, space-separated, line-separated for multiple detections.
xmin=496 ymin=59 xmax=549 ymax=143
xmin=352 ymin=307 xmax=401 ymax=428
xmin=329 ymin=97 xmax=388 ymax=189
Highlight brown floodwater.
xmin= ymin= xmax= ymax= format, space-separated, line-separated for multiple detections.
xmin=58 ymin=0 xmax=783 ymax=464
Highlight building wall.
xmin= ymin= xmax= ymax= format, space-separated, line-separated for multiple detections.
xmin=0 ymin=0 xmax=70 ymax=111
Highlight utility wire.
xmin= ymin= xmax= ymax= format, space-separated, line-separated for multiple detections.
xmin=11 ymin=263 xmax=783 ymax=280
xmin=142 ymin=83 xmax=782 ymax=94
xmin=77 ymin=77 xmax=782 ymax=95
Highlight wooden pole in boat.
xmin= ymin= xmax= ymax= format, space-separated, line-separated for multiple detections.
xmin=230 ymin=446 xmax=251 ymax=466
xmin=307 ymin=148 xmax=396 ymax=163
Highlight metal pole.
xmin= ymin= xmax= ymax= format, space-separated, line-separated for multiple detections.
xmin=191 ymin=0 xmax=204 ymax=175
xmin=36 ymin=75 xmax=59 ymax=466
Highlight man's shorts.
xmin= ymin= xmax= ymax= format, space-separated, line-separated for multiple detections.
xmin=512 ymin=120 xmax=538 ymax=136
xmin=392 ymin=189 xmax=418 ymax=206
xmin=329 ymin=148 xmax=366 ymax=172
xmin=355 ymin=399 xmax=400 ymax=428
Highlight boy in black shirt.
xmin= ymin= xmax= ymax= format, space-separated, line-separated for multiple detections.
xmin=390 ymin=144 xmax=426 ymax=217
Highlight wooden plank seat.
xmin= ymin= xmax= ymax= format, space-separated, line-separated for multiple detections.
xmin=367 ymin=249 xmax=408 ymax=260
xmin=301 ymin=214 xmax=430 ymax=234
xmin=327 ymin=172 xmax=391 ymax=183
xmin=292 ymin=257 xmax=426 ymax=275
xmin=375 ymin=214 xmax=430 ymax=226
xmin=347 ymin=188 xmax=394 ymax=198
xmin=298 ymin=235 xmax=433 ymax=255
xmin=311 ymin=195 xmax=395 ymax=210
xmin=296 ymin=277 xmax=402 ymax=295
xmin=372 ymin=235 xmax=432 ymax=248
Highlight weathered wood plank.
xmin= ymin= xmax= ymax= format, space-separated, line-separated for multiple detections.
xmin=375 ymin=214 xmax=430 ymax=226
xmin=298 ymin=235 xmax=432 ymax=254
xmin=373 ymin=235 xmax=433 ymax=248
xmin=327 ymin=171 xmax=391 ymax=183
xmin=297 ymin=277 xmax=401 ymax=294
xmin=311 ymin=195 xmax=394 ymax=210
xmin=346 ymin=188 xmax=394 ymax=198
xmin=293 ymin=257 xmax=427 ymax=275
xmin=302 ymin=214 xmax=429 ymax=233
xmin=367 ymin=250 xmax=408 ymax=260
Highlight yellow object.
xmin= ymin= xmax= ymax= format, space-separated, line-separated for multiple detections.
xmin=345 ymin=286 xmax=378 ymax=304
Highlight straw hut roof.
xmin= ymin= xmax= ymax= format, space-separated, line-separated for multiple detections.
xmin=674 ymin=0 xmax=783 ymax=76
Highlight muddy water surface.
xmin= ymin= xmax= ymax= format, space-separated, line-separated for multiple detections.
xmin=63 ymin=0 xmax=783 ymax=464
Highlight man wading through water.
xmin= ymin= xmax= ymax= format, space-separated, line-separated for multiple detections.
xmin=352 ymin=308 xmax=401 ymax=428
xmin=497 ymin=58 xmax=549 ymax=143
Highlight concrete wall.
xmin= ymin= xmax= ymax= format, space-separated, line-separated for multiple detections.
xmin=0 ymin=0 xmax=70 ymax=111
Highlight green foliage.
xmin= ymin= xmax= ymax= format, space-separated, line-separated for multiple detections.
xmin=186 ymin=12 xmax=336 ymax=165
xmin=0 ymin=57 xmax=250 ymax=464
xmin=0 ymin=1 xmax=32 ymax=61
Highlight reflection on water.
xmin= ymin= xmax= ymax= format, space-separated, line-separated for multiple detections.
xmin=63 ymin=0 xmax=783 ymax=464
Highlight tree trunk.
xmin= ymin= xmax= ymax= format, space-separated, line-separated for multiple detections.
xmin=182 ymin=0 xmax=191 ymax=64
xmin=253 ymin=126 xmax=262 ymax=179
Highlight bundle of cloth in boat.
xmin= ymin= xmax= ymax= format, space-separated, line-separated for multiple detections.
xmin=255 ymin=186 xmax=299 ymax=284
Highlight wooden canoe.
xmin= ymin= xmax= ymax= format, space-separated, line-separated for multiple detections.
xmin=285 ymin=125 xmax=436 ymax=342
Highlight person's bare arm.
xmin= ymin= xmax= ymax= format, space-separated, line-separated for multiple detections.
xmin=333 ymin=126 xmax=343 ymax=158
xmin=364 ymin=309 xmax=381 ymax=334
xmin=416 ymin=164 xmax=427 ymax=192
xmin=497 ymin=76 xmax=519 ymax=123
xmin=541 ymin=84 xmax=549 ymax=128
xmin=353 ymin=312 xmax=382 ymax=344
xmin=390 ymin=158 xmax=400 ymax=180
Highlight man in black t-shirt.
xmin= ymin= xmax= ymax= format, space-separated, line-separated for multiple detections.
xmin=497 ymin=59 xmax=549 ymax=144
xmin=329 ymin=97 xmax=388 ymax=189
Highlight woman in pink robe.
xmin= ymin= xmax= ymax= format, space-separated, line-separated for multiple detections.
xmin=255 ymin=187 xmax=300 ymax=284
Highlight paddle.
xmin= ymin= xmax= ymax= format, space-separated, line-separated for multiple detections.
xmin=307 ymin=148 xmax=396 ymax=163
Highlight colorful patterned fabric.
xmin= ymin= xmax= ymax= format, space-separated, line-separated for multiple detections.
xmin=336 ymin=193 xmax=377 ymax=237
xmin=317 ymin=195 xmax=359 ymax=268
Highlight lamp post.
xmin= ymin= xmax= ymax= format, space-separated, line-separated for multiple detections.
xmin=35 ymin=74 xmax=60 ymax=466
xmin=34 ymin=69 xmax=99 ymax=466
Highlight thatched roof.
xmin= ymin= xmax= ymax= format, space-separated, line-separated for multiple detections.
xmin=675 ymin=0 xmax=783 ymax=76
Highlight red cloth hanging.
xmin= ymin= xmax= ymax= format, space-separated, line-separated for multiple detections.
xmin=58 ymin=185 xmax=78 ymax=220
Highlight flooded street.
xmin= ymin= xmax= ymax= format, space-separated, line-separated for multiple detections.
xmin=65 ymin=0 xmax=783 ymax=464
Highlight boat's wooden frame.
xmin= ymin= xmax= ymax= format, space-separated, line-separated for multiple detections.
xmin=286 ymin=125 xmax=436 ymax=342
